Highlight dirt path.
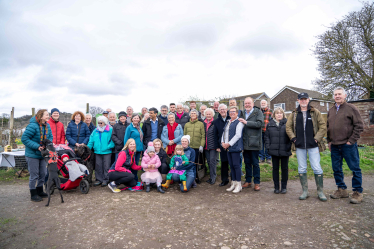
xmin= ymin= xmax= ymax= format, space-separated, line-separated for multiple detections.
xmin=1 ymin=175 xmax=374 ymax=249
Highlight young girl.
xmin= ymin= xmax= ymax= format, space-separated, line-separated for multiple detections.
xmin=162 ymin=145 xmax=189 ymax=191
xmin=140 ymin=142 xmax=164 ymax=193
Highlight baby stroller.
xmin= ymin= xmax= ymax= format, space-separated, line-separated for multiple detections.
xmin=48 ymin=145 xmax=90 ymax=195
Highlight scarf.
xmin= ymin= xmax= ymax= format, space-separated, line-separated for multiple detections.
xmin=39 ymin=122 xmax=47 ymax=145
xmin=166 ymin=122 xmax=178 ymax=155
xmin=133 ymin=123 xmax=143 ymax=142
xmin=96 ymin=124 xmax=106 ymax=132
xmin=176 ymin=111 xmax=184 ymax=119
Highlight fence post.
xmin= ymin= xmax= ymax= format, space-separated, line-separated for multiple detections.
xmin=9 ymin=107 xmax=14 ymax=148
xmin=86 ymin=103 xmax=89 ymax=114
xmin=32 ymin=108 xmax=35 ymax=117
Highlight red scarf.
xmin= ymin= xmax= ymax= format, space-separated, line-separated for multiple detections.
xmin=166 ymin=122 xmax=178 ymax=155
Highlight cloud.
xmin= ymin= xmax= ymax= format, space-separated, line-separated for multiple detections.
xmin=230 ymin=24 xmax=305 ymax=58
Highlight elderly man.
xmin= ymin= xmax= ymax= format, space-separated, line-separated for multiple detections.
xmin=85 ymin=113 xmax=96 ymax=135
xmin=286 ymin=93 xmax=327 ymax=202
xmin=102 ymin=111 xmax=109 ymax=118
xmin=142 ymin=107 xmax=165 ymax=148
xmin=108 ymin=112 xmax=117 ymax=127
xmin=111 ymin=111 xmax=128 ymax=159
xmin=214 ymin=104 xmax=230 ymax=186
xmin=169 ymin=103 xmax=176 ymax=114
xmin=126 ymin=106 xmax=134 ymax=123
xmin=239 ymin=97 xmax=264 ymax=191
xmin=183 ymin=105 xmax=190 ymax=114
xmin=175 ymin=103 xmax=189 ymax=129
xmin=229 ymin=98 xmax=242 ymax=117
xmin=106 ymin=108 xmax=112 ymax=112
xmin=213 ymin=101 xmax=220 ymax=119
xmin=158 ymin=105 xmax=169 ymax=125
xmin=141 ymin=107 xmax=148 ymax=119
xmin=199 ymin=104 xmax=207 ymax=121
xmin=260 ymin=99 xmax=273 ymax=163
xmin=328 ymin=87 xmax=364 ymax=204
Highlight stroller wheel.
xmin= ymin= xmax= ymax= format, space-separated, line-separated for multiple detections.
xmin=49 ymin=184 xmax=56 ymax=195
xmin=79 ymin=179 xmax=90 ymax=194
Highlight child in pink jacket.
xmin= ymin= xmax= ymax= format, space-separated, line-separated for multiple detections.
xmin=141 ymin=142 xmax=164 ymax=193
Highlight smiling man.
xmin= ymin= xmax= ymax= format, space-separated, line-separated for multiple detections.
xmin=327 ymin=87 xmax=364 ymax=204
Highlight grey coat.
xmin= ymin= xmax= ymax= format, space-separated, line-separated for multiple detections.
xmin=239 ymin=106 xmax=264 ymax=151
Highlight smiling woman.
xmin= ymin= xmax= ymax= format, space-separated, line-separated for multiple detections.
xmin=65 ymin=111 xmax=90 ymax=150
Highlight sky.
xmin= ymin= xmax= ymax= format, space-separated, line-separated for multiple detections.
xmin=0 ymin=0 xmax=364 ymax=117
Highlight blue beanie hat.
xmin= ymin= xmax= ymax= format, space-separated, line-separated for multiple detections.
xmin=51 ymin=108 xmax=60 ymax=115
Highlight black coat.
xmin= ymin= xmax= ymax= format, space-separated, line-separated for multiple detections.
xmin=142 ymin=118 xmax=165 ymax=148
xmin=204 ymin=120 xmax=219 ymax=150
xmin=213 ymin=114 xmax=229 ymax=161
xmin=157 ymin=148 xmax=170 ymax=174
xmin=264 ymin=118 xmax=292 ymax=157
xmin=175 ymin=112 xmax=189 ymax=129
xmin=111 ymin=120 xmax=129 ymax=153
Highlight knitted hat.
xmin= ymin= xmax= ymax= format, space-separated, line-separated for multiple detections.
xmin=97 ymin=116 xmax=109 ymax=125
xmin=61 ymin=154 xmax=69 ymax=161
xmin=181 ymin=135 xmax=190 ymax=144
xmin=147 ymin=142 xmax=155 ymax=153
xmin=118 ymin=111 xmax=127 ymax=118
xmin=51 ymin=108 xmax=60 ymax=115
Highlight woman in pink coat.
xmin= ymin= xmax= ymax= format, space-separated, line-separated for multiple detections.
xmin=141 ymin=142 xmax=164 ymax=193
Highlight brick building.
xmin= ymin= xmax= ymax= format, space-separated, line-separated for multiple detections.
xmin=270 ymin=85 xmax=334 ymax=114
xmin=348 ymin=99 xmax=374 ymax=146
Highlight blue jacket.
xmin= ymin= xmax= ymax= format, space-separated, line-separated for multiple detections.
xmin=123 ymin=123 xmax=144 ymax=152
xmin=87 ymin=125 xmax=115 ymax=154
xmin=160 ymin=124 xmax=184 ymax=149
xmin=176 ymin=146 xmax=196 ymax=178
xmin=21 ymin=117 xmax=53 ymax=159
xmin=65 ymin=120 xmax=91 ymax=149
xmin=87 ymin=123 xmax=96 ymax=135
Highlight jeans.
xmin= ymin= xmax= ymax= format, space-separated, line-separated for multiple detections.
xmin=331 ymin=143 xmax=363 ymax=193
xmin=131 ymin=151 xmax=141 ymax=182
xmin=259 ymin=132 xmax=271 ymax=161
xmin=272 ymin=156 xmax=289 ymax=189
xmin=296 ymin=147 xmax=323 ymax=174
xmin=227 ymin=152 xmax=241 ymax=181
xmin=172 ymin=173 xmax=195 ymax=192
xmin=26 ymin=157 xmax=47 ymax=190
xmin=243 ymin=150 xmax=260 ymax=184
xmin=205 ymin=150 xmax=218 ymax=181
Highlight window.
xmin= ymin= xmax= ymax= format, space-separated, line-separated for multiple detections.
xmin=320 ymin=102 xmax=324 ymax=106
xmin=370 ymin=110 xmax=374 ymax=125
xmin=274 ymin=103 xmax=285 ymax=110
xmin=295 ymin=101 xmax=299 ymax=108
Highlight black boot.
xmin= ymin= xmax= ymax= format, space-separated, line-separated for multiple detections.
xmin=157 ymin=186 xmax=165 ymax=194
xmin=145 ymin=184 xmax=151 ymax=192
xmin=36 ymin=186 xmax=48 ymax=197
xmin=30 ymin=189 xmax=42 ymax=202
xmin=281 ymin=181 xmax=287 ymax=194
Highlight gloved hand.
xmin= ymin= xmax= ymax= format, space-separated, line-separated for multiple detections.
xmin=199 ymin=146 xmax=203 ymax=153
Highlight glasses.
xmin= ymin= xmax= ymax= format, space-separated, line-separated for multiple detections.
xmin=229 ymin=111 xmax=237 ymax=113
xmin=98 ymin=122 xmax=103 ymax=124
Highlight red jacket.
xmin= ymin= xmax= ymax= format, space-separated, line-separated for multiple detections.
xmin=47 ymin=118 xmax=66 ymax=144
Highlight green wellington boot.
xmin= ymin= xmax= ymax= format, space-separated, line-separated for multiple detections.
xmin=314 ymin=174 xmax=327 ymax=202
xmin=299 ymin=173 xmax=309 ymax=200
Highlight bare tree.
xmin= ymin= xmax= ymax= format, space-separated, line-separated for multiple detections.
xmin=313 ymin=1 xmax=374 ymax=100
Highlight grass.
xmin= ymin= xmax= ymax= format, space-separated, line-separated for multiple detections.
xmin=214 ymin=146 xmax=374 ymax=182
xmin=1 ymin=146 xmax=373 ymax=183
xmin=0 ymin=217 xmax=17 ymax=230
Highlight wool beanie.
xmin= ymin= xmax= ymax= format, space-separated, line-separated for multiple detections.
xmin=181 ymin=135 xmax=190 ymax=144
xmin=61 ymin=154 xmax=69 ymax=161
xmin=51 ymin=108 xmax=60 ymax=115
xmin=147 ymin=142 xmax=155 ymax=153
xmin=118 ymin=111 xmax=127 ymax=118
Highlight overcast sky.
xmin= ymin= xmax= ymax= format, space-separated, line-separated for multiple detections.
xmin=0 ymin=0 xmax=363 ymax=117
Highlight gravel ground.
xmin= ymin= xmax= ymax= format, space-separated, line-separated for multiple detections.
xmin=0 ymin=175 xmax=373 ymax=249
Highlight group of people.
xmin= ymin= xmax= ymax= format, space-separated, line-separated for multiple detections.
xmin=22 ymin=87 xmax=365 ymax=204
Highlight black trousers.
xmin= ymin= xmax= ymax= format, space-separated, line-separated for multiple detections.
xmin=108 ymin=171 xmax=137 ymax=187
xmin=272 ymin=155 xmax=289 ymax=189
xmin=220 ymin=160 xmax=230 ymax=182
xmin=193 ymin=148 xmax=206 ymax=179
